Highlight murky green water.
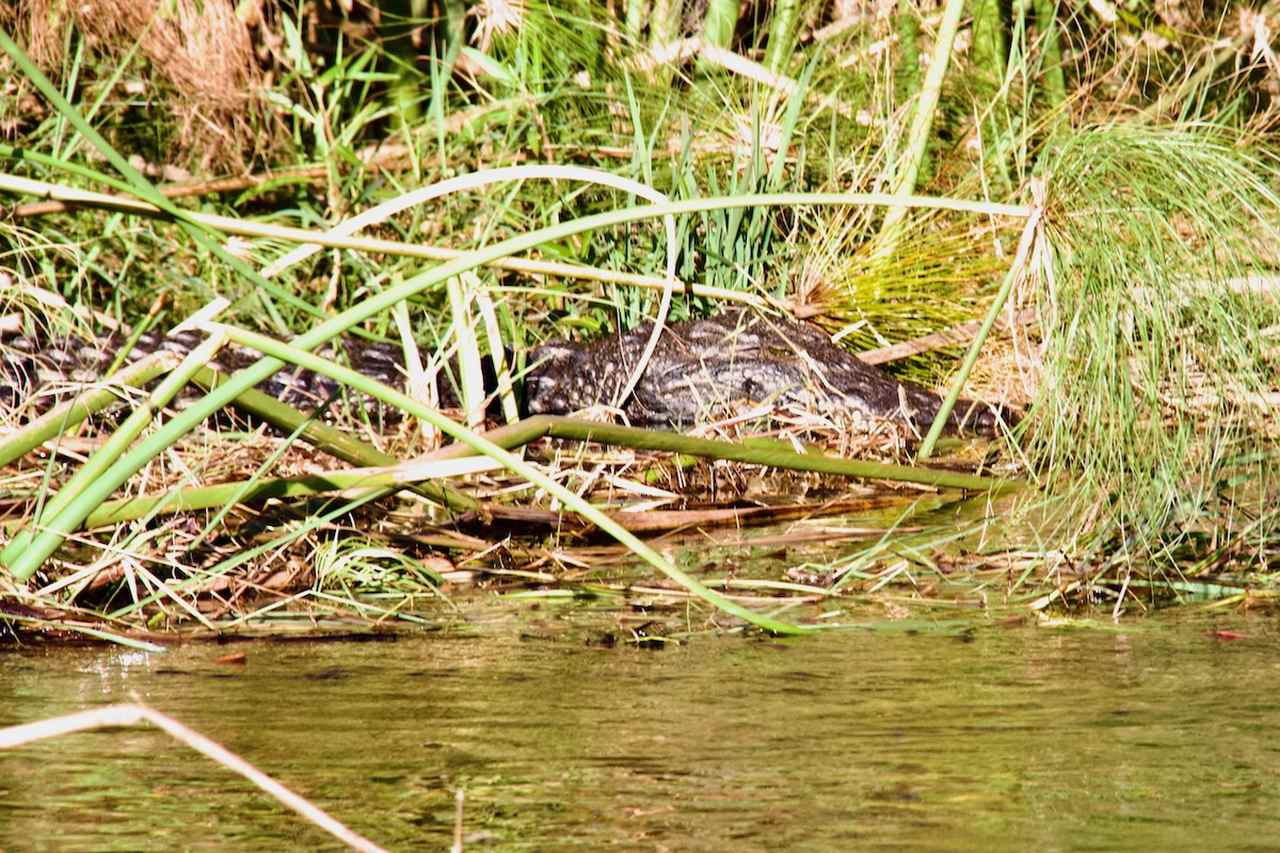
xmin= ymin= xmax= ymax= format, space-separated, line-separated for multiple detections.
xmin=3 ymin=610 xmax=1280 ymax=851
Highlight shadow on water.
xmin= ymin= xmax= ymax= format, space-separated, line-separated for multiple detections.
xmin=3 ymin=606 xmax=1280 ymax=852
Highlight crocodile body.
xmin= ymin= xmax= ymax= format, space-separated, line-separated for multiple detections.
xmin=526 ymin=308 xmax=1004 ymax=434
xmin=2 ymin=309 xmax=1007 ymax=435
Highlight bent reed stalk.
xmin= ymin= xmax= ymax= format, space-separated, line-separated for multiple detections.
xmin=2 ymin=332 xmax=228 ymax=565
xmin=0 ymin=167 xmax=735 ymax=302
xmin=58 ymin=411 xmax=1008 ymax=529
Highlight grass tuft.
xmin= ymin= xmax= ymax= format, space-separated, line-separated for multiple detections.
xmin=1028 ymin=124 xmax=1280 ymax=568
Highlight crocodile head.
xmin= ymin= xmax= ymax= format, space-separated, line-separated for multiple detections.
xmin=522 ymin=340 xmax=606 ymax=417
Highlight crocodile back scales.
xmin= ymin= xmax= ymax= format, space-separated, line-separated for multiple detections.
xmin=2 ymin=309 xmax=1009 ymax=435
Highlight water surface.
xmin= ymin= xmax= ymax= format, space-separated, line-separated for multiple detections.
xmin=3 ymin=610 xmax=1278 ymax=851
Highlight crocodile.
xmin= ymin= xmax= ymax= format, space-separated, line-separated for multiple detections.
xmin=525 ymin=308 xmax=1006 ymax=434
xmin=1 ymin=308 xmax=1009 ymax=436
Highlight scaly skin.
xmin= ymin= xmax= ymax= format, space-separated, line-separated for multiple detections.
xmin=525 ymin=308 xmax=1008 ymax=435
xmin=3 ymin=309 xmax=1010 ymax=435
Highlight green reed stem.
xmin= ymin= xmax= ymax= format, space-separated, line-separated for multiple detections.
xmin=0 ymin=353 xmax=174 ymax=468
xmin=877 ymin=0 xmax=968 ymax=250
xmin=918 ymin=201 xmax=1041 ymax=459
xmin=2 ymin=334 xmax=225 ymax=568
xmin=536 ymin=417 xmax=1007 ymax=491
xmin=189 ymin=367 xmax=476 ymax=511
xmin=65 ymin=411 xmax=1009 ymax=528
xmin=77 ymin=459 xmax=499 ymax=529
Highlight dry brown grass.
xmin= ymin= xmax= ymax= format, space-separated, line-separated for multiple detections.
xmin=17 ymin=0 xmax=279 ymax=170
xmin=958 ymin=326 xmax=1043 ymax=414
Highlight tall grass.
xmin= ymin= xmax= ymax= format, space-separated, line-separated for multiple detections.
xmin=1028 ymin=126 xmax=1280 ymax=567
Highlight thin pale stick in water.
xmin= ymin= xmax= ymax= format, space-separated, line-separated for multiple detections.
xmin=0 ymin=703 xmax=387 ymax=853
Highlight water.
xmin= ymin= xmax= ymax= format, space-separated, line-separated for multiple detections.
xmin=3 ymin=609 xmax=1279 ymax=851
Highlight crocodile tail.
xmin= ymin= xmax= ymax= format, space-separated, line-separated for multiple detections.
xmin=949 ymin=398 xmax=1020 ymax=436
xmin=898 ymin=381 xmax=1019 ymax=437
